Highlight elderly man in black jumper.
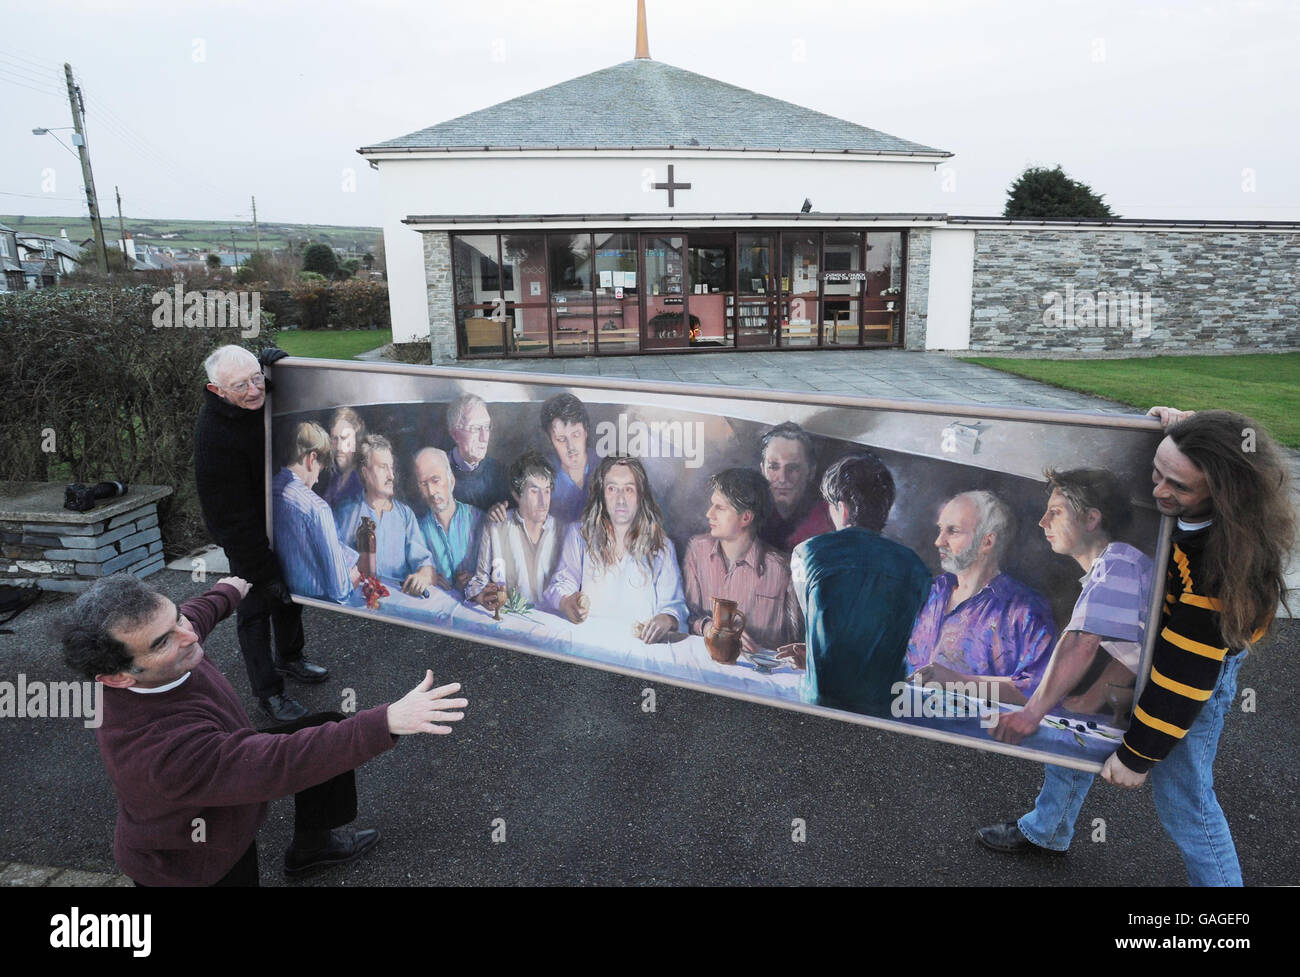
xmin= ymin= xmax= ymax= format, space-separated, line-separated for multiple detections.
xmin=194 ymin=344 xmax=323 ymax=722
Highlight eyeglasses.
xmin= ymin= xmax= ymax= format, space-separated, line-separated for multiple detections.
xmin=226 ymin=373 xmax=266 ymax=395
xmin=458 ymin=423 xmax=491 ymax=438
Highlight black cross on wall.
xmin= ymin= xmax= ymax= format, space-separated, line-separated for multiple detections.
xmin=653 ymin=164 xmax=692 ymax=208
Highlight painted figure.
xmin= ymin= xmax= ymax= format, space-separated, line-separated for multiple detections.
xmin=315 ymin=407 xmax=365 ymax=508
xmin=335 ymin=434 xmax=437 ymax=596
xmin=466 ymin=451 xmax=564 ymax=610
xmin=681 ymin=467 xmax=803 ymax=654
xmin=543 ymin=455 xmax=687 ymax=643
xmin=413 ymin=447 xmax=484 ymax=595
xmin=272 ymin=421 xmax=361 ymax=603
xmin=445 ymin=393 xmax=510 ymax=520
xmin=782 ymin=452 xmax=930 ymax=716
xmin=907 ymin=490 xmax=1057 ymax=702
xmin=757 ymin=421 xmax=836 ymax=552
xmin=541 ymin=393 xmax=594 ymax=525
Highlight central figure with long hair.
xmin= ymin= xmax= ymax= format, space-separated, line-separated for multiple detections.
xmin=542 ymin=456 xmax=687 ymax=643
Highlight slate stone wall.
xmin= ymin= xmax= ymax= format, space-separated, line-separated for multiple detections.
xmin=968 ymin=229 xmax=1300 ymax=352
xmin=2 ymin=501 xmax=166 ymax=593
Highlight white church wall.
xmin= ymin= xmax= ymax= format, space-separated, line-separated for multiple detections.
xmin=925 ymin=229 xmax=975 ymax=350
xmin=373 ymin=151 xmax=944 ymax=341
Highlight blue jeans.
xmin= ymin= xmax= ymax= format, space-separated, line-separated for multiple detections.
xmin=1018 ymin=652 xmax=1247 ymax=886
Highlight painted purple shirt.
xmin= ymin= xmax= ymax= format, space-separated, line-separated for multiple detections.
xmin=906 ymin=572 xmax=1058 ymax=697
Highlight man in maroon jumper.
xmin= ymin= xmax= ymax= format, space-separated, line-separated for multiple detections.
xmin=61 ymin=573 xmax=468 ymax=886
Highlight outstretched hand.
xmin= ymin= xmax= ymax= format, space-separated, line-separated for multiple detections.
xmin=386 ymin=671 xmax=468 ymax=735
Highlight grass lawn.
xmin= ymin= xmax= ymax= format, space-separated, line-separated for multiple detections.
xmin=963 ymin=353 xmax=1300 ymax=448
xmin=277 ymin=328 xmax=392 ymax=360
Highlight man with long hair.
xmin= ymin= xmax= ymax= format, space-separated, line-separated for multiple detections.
xmin=316 ymin=407 xmax=365 ymax=508
xmin=543 ymin=455 xmax=687 ymax=643
xmin=979 ymin=408 xmax=1296 ymax=886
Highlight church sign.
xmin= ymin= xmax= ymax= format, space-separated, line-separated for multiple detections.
xmin=267 ymin=358 xmax=1170 ymax=772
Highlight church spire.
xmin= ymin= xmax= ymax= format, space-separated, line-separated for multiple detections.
xmin=635 ymin=0 xmax=651 ymax=59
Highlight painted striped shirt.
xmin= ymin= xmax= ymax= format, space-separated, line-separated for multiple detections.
xmin=1066 ymin=541 xmax=1154 ymax=672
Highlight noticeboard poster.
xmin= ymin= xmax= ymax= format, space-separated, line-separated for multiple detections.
xmin=267 ymin=359 xmax=1170 ymax=772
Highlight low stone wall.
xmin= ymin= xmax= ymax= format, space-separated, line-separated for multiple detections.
xmin=1 ymin=484 xmax=173 ymax=593
xmin=968 ymin=228 xmax=1300 ymax=352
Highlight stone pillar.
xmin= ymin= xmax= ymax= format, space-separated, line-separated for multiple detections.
xmin=422 ymin=231 xmax=459 ymax=364
xmin=902 ymin=228 xmax=932 ymax=351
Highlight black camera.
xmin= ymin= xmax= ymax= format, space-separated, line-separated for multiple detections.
xmin=64 ymin=481 xmax=129 ymax=512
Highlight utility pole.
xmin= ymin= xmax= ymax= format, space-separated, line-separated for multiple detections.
xmin=115 ymin=186 xmax=128 ymax=273
xmin=251 ymin=196 xmax=261 ymax=254
xmin=65 ymin=62 xmax=109 ymax=275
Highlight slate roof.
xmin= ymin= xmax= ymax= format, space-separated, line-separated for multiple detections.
xmin=361 ymin=59 xmax=947 ymax=157
xmin=16 ymin=234 xmax=83 ymax=261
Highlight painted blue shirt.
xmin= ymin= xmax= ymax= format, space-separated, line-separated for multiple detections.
xmin=272 ymin=468 xmax=358 ymax=602
xmin=334 ymin=495 xmax=433 ymax=580
xmin=449 ymin=448 xmax=510 ymax=511
xmin=418 ymin=501 xmax=484 ymax=585
xmin=791 ymin=527 xmax=931 ymax=716
xmin=549 ymin=455 xmax=593 ymax=524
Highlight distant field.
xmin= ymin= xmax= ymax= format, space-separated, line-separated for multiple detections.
xmin=963 ymin=353 xmax=1300 ymax=448
xmin=1 ymin=214 xmax=379 ymax=254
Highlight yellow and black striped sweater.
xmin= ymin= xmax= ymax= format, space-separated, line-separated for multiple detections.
xmin=1118 ymin=525 xmax=1241 ymax=774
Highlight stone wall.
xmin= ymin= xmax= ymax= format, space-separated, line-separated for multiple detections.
xmin=1 ymin=485 xmax=172 ymax=593
xmin=421 ymin=231 xmax=457 ymax=363
xmin=968 ymin=229 xmax=1300 ymax=352
xmin=902 ymin=228 xmax=931 ymax=350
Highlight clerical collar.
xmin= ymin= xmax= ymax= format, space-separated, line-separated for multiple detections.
xmin=1177 ymin=517 xmax=1213 ymax=532
xmin=128 ymin=672 xmax=193 ymax=694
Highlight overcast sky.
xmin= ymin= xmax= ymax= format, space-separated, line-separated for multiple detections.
xmin=2 ymin=0 xmax=1296 ymax=228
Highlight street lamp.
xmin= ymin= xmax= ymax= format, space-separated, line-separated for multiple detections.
xmin=32 ymin=126 xmax=82 ymax=159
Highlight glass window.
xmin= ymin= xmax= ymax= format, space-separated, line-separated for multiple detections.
xmin=822 ymin=231 xmax=863 ymax=346
xmin=549 ymin=233 xmax=595 ymax=354
xmin=865 ymin=231 xmax=904 ymax=344
xmin=643 ymin=235 xmax=688 ymax=350
xmin=781 ymin=231 xmax=819 ymax=347
xmin=594 ymin=232 xmax=640 ymax=353
xmin=686 ymin=232 xmax=732 ymax=347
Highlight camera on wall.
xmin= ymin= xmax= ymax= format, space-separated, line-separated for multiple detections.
xmin=64 ymin=481 xmax=129 ymax=512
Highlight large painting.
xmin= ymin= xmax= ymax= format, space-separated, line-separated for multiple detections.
xmin=267 ymin=359 xmax=1170 ymax=771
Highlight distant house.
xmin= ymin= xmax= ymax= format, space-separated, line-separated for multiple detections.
xmin=1 ymin=224 xmax=30 ymax=292
xmin=16 ymin=234 xmax=84 ymax=284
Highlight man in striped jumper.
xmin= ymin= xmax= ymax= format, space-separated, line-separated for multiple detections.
xmin=978 ymin=408 xmax=1295 ymax=886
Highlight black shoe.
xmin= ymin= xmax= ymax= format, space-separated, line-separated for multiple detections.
xmin=275 ymin=658 xmax=330 ymax=683
xmin=259 ymin=693 xmax=308 ymax=723
xmin=976 ymin=821 xmax=1065 ymax=855
xmin=284 ymin=828 xmax=380 ymax=876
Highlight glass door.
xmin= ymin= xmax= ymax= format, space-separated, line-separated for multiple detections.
xmin=593 ymin=232 xmax=641 ymax=353
xmin=686 ymin=232 xmax=733 ymax=348
xmin=736 ymin=233 xmax=776 ymax=348
xmin=642 ymin=235 xmax=688 ymax=351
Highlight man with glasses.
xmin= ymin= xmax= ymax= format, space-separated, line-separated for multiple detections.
xmin=445 ymin=394 xmax=510 ymax=521
xmin=195 ymin=345 xmax=327 ymax=723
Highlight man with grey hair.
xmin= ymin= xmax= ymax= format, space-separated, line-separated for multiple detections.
xmin=195 ymin=343 xmax=325 ymax=724
xmin=444 ymin=393 xmax=510 ymax=520
xmin=906 ymin=490 xmax=1057 ymax=703
xmin=61 ymin=573 xmax=468 ymax=886
xmin=413 ymin=446 xmax=484 ymax=595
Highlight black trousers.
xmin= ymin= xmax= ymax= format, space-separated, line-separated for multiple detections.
xmin=135 ymin=712 xmax=358 ymax=888
xmin=234 ymin=582 xmax=305 ymax=699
